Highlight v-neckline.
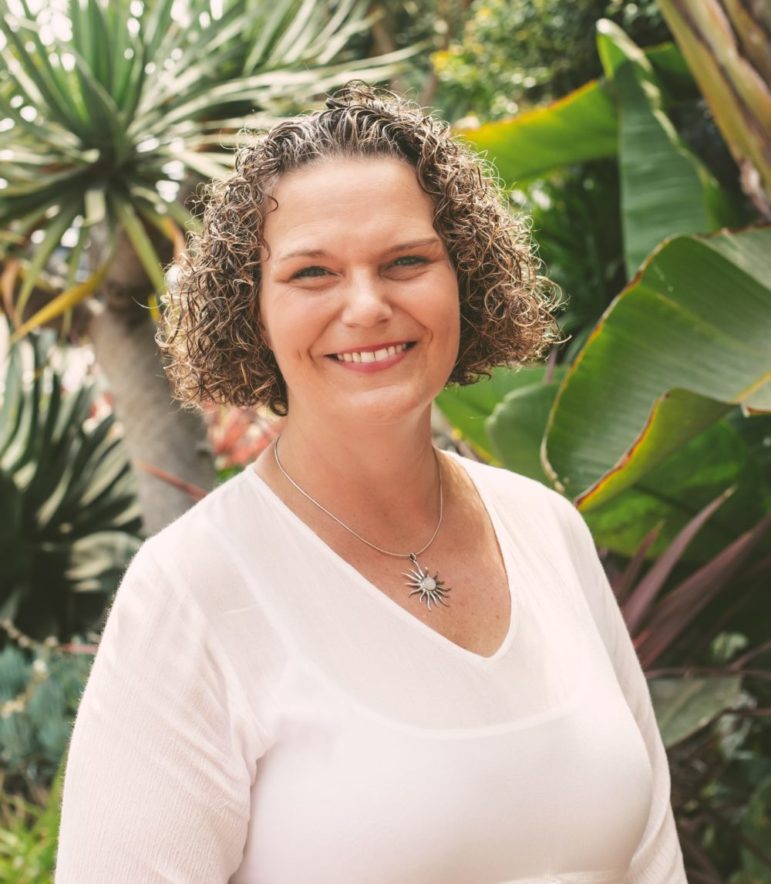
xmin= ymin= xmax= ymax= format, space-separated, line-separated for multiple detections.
xmin=243 ymin=450 xmax=519 ymax=665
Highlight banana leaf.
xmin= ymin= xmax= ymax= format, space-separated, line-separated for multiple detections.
xmin=544 ymin=227 xmax=771 ymax=509
xmin=596 ymin=19 xmax=736 ymax=276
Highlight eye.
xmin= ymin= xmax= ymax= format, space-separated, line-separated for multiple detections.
xmin=390 ymin=255 xmax=427 ymax=268
xmin=292 ymin=265 xmax=329 ymax=279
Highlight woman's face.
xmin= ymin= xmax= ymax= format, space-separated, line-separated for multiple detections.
xmin=259 ymin=156 xmax=460 ymax=428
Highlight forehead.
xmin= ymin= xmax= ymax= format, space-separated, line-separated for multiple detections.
xmin=262 ymin=156 xmax=437 ymax=253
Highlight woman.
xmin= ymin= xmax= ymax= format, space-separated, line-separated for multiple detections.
xmin=56 ymin=83 xmax=687 ymax=883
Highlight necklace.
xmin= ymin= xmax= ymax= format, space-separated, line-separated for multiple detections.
xmin=273 ymin=437 xmax=451 ymax=611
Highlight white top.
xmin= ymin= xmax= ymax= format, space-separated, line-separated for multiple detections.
xmin=55 ymin=452 xmax=686 ymax=884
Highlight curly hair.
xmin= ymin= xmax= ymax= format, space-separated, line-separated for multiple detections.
xmin=158 ymin=82 xmax=562 ymax=415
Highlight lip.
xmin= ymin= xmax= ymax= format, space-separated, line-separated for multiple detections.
xmin=326 ymin=341 xmax=415 ymax=373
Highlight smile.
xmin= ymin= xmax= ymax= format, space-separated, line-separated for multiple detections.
xmin=330 ymin=342 xmax=415 ymax=363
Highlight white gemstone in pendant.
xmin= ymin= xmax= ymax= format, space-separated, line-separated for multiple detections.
xmin=403 ymin=555 xmax=451 ymax=611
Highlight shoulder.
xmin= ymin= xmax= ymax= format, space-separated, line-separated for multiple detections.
xmin=123 ymin=468 xmax=288 ymax=683
xmin=127 ymin=467 xmax=281 ymax=619
xmin=446 ymin=450 xmax=576 ymax=520
xmin=446 ymin=450 xmax=593 ymax=557
xmin=141 ymin=467 xmax=257 ymax=562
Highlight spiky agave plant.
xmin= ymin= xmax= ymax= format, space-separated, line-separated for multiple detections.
xmin=0 ymin=316 xmax=143 ymax=642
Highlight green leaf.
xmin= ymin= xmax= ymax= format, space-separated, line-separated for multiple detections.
xmin=0 ymin=344 xmax=24 ymax=456
xmin=436 ymin=366 xmax=549 ymax=459
xmin=172 ymin=150 xmax=234 ymax=181
xmin=306 ymin=0 xmax=369 ymax=66
xmin=140 ymin=0 xmax=174 ymax=64
xmin=583 ymin=419 xmax=766 ymax=560
xmin=544 ymin=227 xmax=771 ymax=506
xmin=67 ymin=47 xmax=131 ymax=157
xmin=596 ymin=19 xmax=731 ymax=277
xmin=111 ymin=193 xmax=167 ymax=295
xmin=0 ymin=315 xmax=143 ymax=634
xmin=457 ymin=79 xmax=618 ymax=186
xmin=486 ymin=379 xmax=564 ymax=484
xmin=579 ymin=388 xmax=731 ymax=511
xmin=12 ymin=260 xmax=112 ymax=341
xmin=650 ymin=676 xmax=743 ymax=747
xmin=644 ymin=42 xmax=697 ymax=97
xmin=270 ymin=0 xmax=324 ymax=65
xmin=14 ymin=199 xmax=82 ymax=319
xmin=1 ymin=2 xmax=83 ymax=132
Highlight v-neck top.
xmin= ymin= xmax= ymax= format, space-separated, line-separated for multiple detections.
xmin=55 ymin=453 xmax=687 ymax=884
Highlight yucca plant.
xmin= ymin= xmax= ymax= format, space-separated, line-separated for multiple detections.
xmin=0 ymin=0 xmax=413 ymax=531
xmin=0 ymin=316 xmax=143 ymax=642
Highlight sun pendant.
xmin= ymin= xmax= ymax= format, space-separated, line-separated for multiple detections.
xmin=403 ymin=553 xmax=451 ymax=611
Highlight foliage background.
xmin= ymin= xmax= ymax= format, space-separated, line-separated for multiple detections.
xmin=1 ymin=0 xmax=770 ymax=881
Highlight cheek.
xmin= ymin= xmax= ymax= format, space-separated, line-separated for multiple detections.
xmin=437 ymin=277 xmax=461 ymax=337
xmin=256 ymin=292 xmax=273 ymax=350
xmin=258 ymin=293 xmax=328 ymax=367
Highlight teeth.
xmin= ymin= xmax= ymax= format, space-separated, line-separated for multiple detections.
xmin=336 ymin=343 xmax=409 ymax=363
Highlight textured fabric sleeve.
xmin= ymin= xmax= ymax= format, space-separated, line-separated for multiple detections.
xmin=55 ymin=540 xmax=260 ymax=883
xmin=552 ymin=493 xmax=688 ymax=884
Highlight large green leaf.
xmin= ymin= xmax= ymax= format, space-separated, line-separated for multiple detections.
xmin=486 ymin=367 xmax=566 ymax=483
xmin=435 ymin=366 xmax=552 ymax=459
xmin=544 ymin=227 xmax=771 ymax=507
xmin=596 ymin=19 xmax=733 ymax=277
xmin=457 ymin=79 xmax=618 ymax=185
xmin=583 ymin=418 xmax=767 ymax=560
xmin=455 ymin=41 xmax=695 ymax=189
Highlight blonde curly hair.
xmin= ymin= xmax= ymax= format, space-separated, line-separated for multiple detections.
xmin=158 ymin=82 xmax=562 ymax=415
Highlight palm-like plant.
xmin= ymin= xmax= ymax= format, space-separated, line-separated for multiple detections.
xmin=0 ymin=0 xmax=413 ymax=531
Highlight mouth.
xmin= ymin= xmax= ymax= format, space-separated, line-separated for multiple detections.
xmin=326 ymin=341 xmax=416 ymax=364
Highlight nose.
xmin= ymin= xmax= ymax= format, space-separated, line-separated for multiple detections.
xmin=339 ymin=271 xmax=393 ymax=327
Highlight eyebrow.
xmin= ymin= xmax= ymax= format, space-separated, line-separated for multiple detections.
xmin=276 ymin=237 xmax=442 ymax=264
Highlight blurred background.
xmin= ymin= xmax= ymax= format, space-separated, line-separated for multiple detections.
xmin=1 ymin=0 xmax=770 ymax=880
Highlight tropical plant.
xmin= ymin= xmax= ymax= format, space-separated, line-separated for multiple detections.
xmin=432 ymin=0 xmax=669 ymax=122
xmin=0 ymin=316 xmax=142 ymax=643
xmin=442 ymin=20 xmax=769 ymax=547
xmin=0 ymin=0 xmax=414 ymax=532
xmin=435 ymin=14 xmax=771 ymax=879
xmin=657 ymin=0 xmax=771 ymax=220
xmin=615 ymin=495 xmax=771 ymax=880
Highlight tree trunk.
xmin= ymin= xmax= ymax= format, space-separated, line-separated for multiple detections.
xmin=88 ymin=230 xmax=216 ymax=536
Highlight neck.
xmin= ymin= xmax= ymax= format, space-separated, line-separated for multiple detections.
xmin=271 ymin=407 xmax=440 ymax=522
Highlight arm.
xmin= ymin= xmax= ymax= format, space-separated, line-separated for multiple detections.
xmin=55 ymin=542 xmax=261 ymax=883
xmin=553 ymin=493 xmax=688 ymax=884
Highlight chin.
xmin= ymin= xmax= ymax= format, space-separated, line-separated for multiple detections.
xmin=333 ymin=385 xmax=435 ymax=427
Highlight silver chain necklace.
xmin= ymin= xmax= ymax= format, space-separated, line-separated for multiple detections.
xmin=273 ymin=437 xmax=451 ymax=611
